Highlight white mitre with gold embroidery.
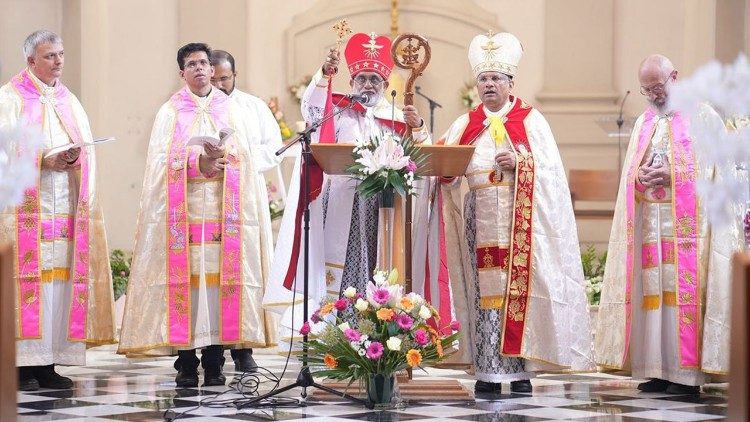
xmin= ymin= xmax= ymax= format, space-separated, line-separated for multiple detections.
xmin=468 ymin=31 xmax=523 ymax=78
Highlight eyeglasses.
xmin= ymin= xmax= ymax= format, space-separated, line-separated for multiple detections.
xmin=640 ymin=72 xmax=674 ymax=96
xmin=185 ymin=59 xmax=210 ymax=70
xmin=211 ymin=75 xmax=234 ymax=83
xmin=476 ymin=73 xmax=511 ymax=85
xmin=353 ymin=74 xmax=384 ymax=87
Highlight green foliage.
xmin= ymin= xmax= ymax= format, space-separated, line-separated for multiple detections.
xmin=581 ymin=244 xmax=607 ymax=305
xmin=110 ymin=249 xmax=131 ymax=300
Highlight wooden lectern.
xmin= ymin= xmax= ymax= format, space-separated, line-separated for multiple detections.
xmin=0 ymin=244 xmax=16 ymax=422
xmin=311 ymin=143 xmax=475 ymax=290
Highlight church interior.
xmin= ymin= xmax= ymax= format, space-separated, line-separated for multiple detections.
xmin=1 ymin=0 xmax=750 ymax=421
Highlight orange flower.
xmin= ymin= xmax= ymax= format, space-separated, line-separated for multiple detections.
xmin=406 ymin=349 xmax=422 ymax=367
xmin=323 ymin=353 xmax=338 ymax=369
xmin=376 ymin=308 xmax=395 ymax=321
xmin=426 ymin=326 xmax=444 ymax=357
xmin=399 ymin=297 xmax=414 ymax=312
xmin=319 ymin=303 xmax=335 ymax=317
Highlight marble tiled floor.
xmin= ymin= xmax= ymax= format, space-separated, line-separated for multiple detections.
xmin=17 ymin=345 xmax=728 ymax=421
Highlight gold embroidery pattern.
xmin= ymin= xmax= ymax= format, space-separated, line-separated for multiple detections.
xmin=506 ymin=147 xmax=534 ymax=323
xmin=326 ymin=270 xmax=336 ymax=286
xmin=483 ymin=248 xmax=494 ymax=268
xmin=676 ymin=215 xmax=696 ymax=237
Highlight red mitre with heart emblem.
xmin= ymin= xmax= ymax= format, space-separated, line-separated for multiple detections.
xmin=344 ymin=32 xmax=394 ymax=80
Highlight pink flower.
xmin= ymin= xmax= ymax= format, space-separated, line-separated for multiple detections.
xmin=406 ymin=159 xmax=417 ymax=173
xmin=344 ymin=328 xmax=361 ymax=342
xmin=396 ymin=314 xmax=414 ymax=330
xmin=450 ymin=320 xmax=461 ymax=331
xmin=334 ymin=299 xmax=349 ymax=311
xmin=311 ymin=311 xmax=321 ymax=323
xmin=366 ymin=341 xmax=384 ymax=359
xmin=299 ymin=321 xmax=311 ymax=336
xmin=373 ymin=288 xmax=390 ymax=305
xmin=414 ymin=329 xmax=430 ymax=346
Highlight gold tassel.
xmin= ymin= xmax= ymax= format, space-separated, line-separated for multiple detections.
xmin=642 ymin=294 xmax=661 ymax=310
xmin=662 ymin=291 xmax=677 ymax=307
xmin=480 ymin=295 xmax=505 ymax=309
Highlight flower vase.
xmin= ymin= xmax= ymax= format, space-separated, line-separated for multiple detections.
xmin=378 ymin=187 xmax=395 ymax=270
xmin=366 ymin=373 xmax=396 ymax=407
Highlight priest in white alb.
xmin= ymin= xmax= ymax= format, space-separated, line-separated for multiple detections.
xmin=439 ymin=32 xmax=593 ymax=394
xmin=0 ymin=30 xmax=116 ymax=392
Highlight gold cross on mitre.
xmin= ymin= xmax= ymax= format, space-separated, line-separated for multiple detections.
xmin=482 ymin=29 xmax=500 ymax=60
xmin=362 ymin=32 xmax=383 ymax=58
xmin=332 ymin=19 xmax=352 ymax=48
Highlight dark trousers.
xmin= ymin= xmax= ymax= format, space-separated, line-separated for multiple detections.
xmin=176 ymin=345 xmax=224 ymax=371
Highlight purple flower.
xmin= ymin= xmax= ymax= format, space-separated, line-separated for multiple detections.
xmin=300 ymin=321 xmax=311 ymax=336
xmin=344 ymin=328 xmax=361 ymax=342
xmin=373 ymin=288 xmax=390 ymax=305
xmin=406 ymin=159 xmax=417 ymax=173
xmin=334 ymin=298 xmax=349 ymax=311
xmin=450 ymin=320 xmax=461 ymax=331
xmin=396 ymin=313 xmax=414 ymax=330
xmin=366 ymin=341 xmax=384 ymax=359
xmin=414 ymin=329 xmax=430 ymax=346
xmin=311 ymin=311 xmax=321 ymax=323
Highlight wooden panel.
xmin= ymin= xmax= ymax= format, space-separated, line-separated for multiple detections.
xmin=0 ymin=243 xmax=16 ymax=422
xmin=310 ymin=379 xmax=474 ymax=403
xmin=311 ymin=144 xmax=475 ymax=176
xmin=569 ymin=169 xmax=618 ymax=219
xmin=729 ymin=252 xmax=750 ymax=421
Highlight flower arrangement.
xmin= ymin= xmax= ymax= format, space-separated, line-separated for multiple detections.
xmin=347 ymin=133 xmax=426 ymax=200
xmin=267 ymin=96 xmax=294 ymax=140
xmin=669 ymin=54 xmax=750 ymax=231
xmin=581 ymin=245 xmax=607 ymax=305
xmin=0 ymin=124 xmax=42 ymax=210
xmin=110 ymin=249 xmax=131 ymax=300
xmin=266 ymin=180 xmax=284 ymax=221
xmin=301 ymin=269 xmax=460 ymax=400
xmin=288 ymin=75 xmax=313 ymax=105
xmin=460 ymin=81 xmax=481 ymax=110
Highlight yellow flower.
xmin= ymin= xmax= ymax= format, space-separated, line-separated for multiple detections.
xmin=399 ymin=297 xmax=414 ymax=312
xmin=319 ymin=303 xmax=335 ymax=317
xmin=323 ymin=353 xmax=338 ymax=369
xmin=376 ymin=308 xmax=395 ymax=321
xmin=406 ymin=349 xmax=422 ymax=367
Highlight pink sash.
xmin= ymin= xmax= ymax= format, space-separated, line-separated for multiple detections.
xmin=625 ymin=108 xmax=700 ymax=367
xmin=166 ymin=87 xmax=243 ymax=344
xmin=11 ymin=69 xmax=90 ymax=341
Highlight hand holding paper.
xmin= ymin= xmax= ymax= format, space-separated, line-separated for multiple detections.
xmin=43 ymin=137 xmax=115 ymax=159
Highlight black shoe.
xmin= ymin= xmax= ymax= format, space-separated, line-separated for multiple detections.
xmin=665 ymin=382 xmax=700 ymax=395
xmin=637 ymin=378 xmax=671 ymax=393
xmin=18 ymin=367 xmax=39 ymax=391
xmin=175 ymin=368 xmax=199 ymax=388
xmin=474 ymin=380 xmax=502 ymax=393
xmin=203 ymin=367 xmax=226 ymax=387
xmin=33 ymin=365 xmax=73 ymax=389
xmin=510 ymin=380 xmax=532 ymax=393
xmin=234 ymin=353 xmax=258 ymax=373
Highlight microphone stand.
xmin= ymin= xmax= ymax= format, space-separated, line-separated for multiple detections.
xmin=241 ymin=100 xmax=367 ymax=408
xmin=415 ymin=86 xmax=442 ymax=135
xmin=615 ymin=90 xmax=630 ymax=179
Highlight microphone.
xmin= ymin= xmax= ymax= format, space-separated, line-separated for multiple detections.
xmin=345 ymin=93 xmax=370 ymax=103
xmin=616 ymin=90 xmax=630 ymax=130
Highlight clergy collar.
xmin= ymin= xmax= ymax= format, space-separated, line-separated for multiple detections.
xmin=483 ymin=97 xmax=515 ymax=118
xmin=27 ymin=68 xmax=58 ymax=95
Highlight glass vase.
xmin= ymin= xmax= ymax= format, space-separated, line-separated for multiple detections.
xmin=366 ymin=373 xmax=396 ymax=407
xmin=378 ymin=187 xmax=395 ymax=270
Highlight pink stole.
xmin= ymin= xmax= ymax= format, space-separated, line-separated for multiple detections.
xmin=11 ymin=69 xmax=90 ymax=341
xmin=625 ymin=108 xmax=701 ymax=367
xmin=166 ymin=87 xmax=243 ymax=344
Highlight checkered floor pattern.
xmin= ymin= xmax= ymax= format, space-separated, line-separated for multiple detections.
xmin=17 ymin=345 xmax=728 ymax=421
